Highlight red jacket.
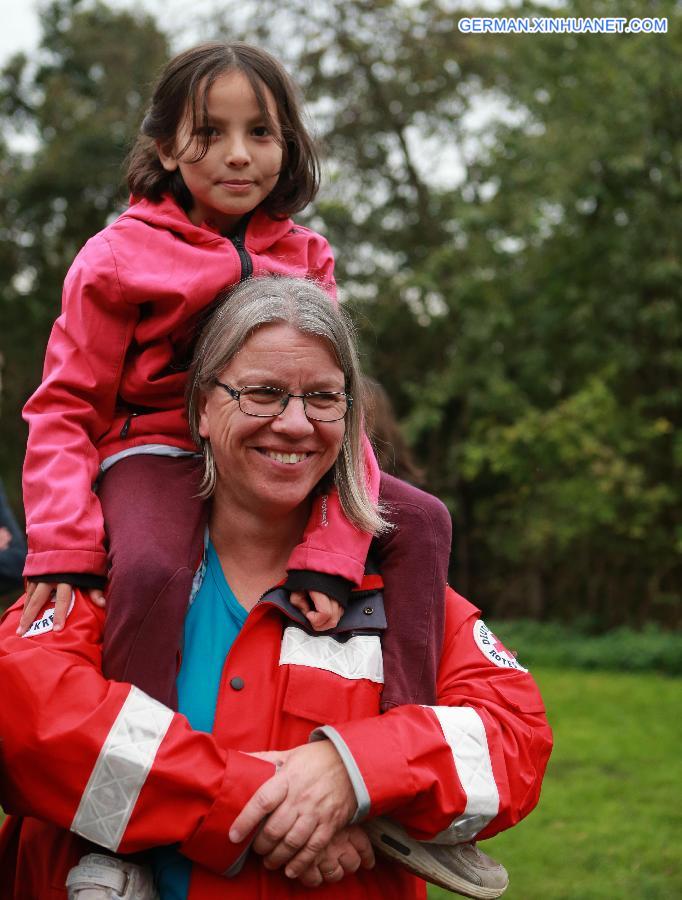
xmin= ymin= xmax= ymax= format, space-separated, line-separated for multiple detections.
xmin=0 ymin=584 xmax=552 ymax=899
xmin=22 ymin=197 xmax=379 ymax=582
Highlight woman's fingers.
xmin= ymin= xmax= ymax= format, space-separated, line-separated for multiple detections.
xmin=317 ymin=861 xmax=345 ymax=882
xmin=296 ymin=863 xmax=323 ymax=888
xmin=318 ymin=838 xmax=361 ymax=876
xmin=232 ymin=740 xmax=356 ymax=875
xmin=253 ymin=803 xmax=298 ymax=857
xmin=292 ymin=826 xmax=374 ymax=886
xmin=347 ymin=824 xmax=375 ymax=870
xmin=229 ymin=772 xmax=288 ymax=843
xmin=263 ymin=815 xmax=327 ymax=872
xmin=280 ymin=823 xmax=370 ymax=880
xmin=281 ymin=823 xmax=335 ymax=878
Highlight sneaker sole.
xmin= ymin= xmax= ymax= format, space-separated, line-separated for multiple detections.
xmin=364 ymin=819 xmax=509 ymax=899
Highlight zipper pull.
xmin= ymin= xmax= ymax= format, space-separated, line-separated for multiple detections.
xmin=119 ymin=413 xmax=138 ymax=439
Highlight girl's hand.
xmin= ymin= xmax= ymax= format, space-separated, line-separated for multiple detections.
xmin=17 ymin=581 xmax=106 ymax=636
xmin=290 ymin=590 xmax=343 ymax=631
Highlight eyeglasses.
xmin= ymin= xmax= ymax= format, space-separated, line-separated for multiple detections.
xmin=214 ymin=380 xmax=352 ymax=422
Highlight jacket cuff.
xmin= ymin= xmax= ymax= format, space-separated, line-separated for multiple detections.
xmin=180 ymin=754 xmax=275 ymax=874
xmin=284 ymin=571 xmax=353 ymax=607
xmin=29 ymin=573 xmax=107 ymax=590
xmin=23 ymin=549 xmax=108 ymax=579
xmin=324 ymin=714 xmax=414 ymax=818
xmin=310 ymin=726 xmax=368 ymax=822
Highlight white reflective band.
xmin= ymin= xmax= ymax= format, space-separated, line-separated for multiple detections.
xmin=427 ymin=706 xmax=499 ymax=843
xmin=279 ymin=626 xmax=384 ymax=683
xmin=71 ymin=686 xmax=174 ymax=850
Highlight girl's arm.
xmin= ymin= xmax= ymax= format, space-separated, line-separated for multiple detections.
xmin=22 ymin=235 xmax=139 ymax=580
xmin=285 ymin=433 xmax=381 ymax=600
xmin=283 ymin=229 xmax=371 ymax=601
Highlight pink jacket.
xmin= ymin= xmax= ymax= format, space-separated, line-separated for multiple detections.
xmin=22 ymin=196 xmax=376 ymax=580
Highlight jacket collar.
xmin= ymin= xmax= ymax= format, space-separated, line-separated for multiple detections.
xmin=121 ymin=194 xmax=294 ymax=250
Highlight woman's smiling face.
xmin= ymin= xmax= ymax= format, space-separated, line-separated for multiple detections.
xmin=198 ymin=323 xmax=347 ymax=517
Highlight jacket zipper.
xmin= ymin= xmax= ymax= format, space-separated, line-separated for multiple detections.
xmin=119 ymin=412 xmax=139 ymax=439
xmin=230 ymin=220 xmax=253 ymax=280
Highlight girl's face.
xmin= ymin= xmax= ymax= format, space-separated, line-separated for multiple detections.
xmin=158 ymin=70 xmax=283 ymax=234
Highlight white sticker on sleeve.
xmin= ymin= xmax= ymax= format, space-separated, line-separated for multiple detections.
xmin=473 ymin=620 xmax=527 ymax=672
xmin=22 ymin=591 xmax=76 ymax=638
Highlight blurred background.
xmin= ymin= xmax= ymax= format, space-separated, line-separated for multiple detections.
xmin=0 ymin=1 xmax=680 ymax=897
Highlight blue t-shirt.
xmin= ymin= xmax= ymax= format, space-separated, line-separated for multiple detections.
xmin=153 ymin=539 xmax=248 ymax=898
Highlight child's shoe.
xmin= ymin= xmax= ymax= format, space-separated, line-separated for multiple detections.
xmin=66 ymin=853 xmax=158 ymax=900
xmin=364 ymin=817 xmax=509 ymax=898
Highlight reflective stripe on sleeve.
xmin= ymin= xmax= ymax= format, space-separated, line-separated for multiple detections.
xmin=427 ymin=706 xmax=500 ymax=843
xmin=71 ymin=685 xmax=174 ymax=850
xmin=279 ymin=626 xmax=384 ymax=683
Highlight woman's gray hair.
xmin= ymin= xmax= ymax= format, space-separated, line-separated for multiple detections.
xmin=187 ymin=276 xmax=389 ymax=536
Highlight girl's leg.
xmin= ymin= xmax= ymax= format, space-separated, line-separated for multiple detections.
xmin=375 ymin=472 xmax=452 ymax=711
xmin=98 ymin=455 xmax=207 ymax=708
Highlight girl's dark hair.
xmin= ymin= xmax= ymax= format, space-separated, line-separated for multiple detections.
xmin=126 ymin=42 xmax=319 ymax=219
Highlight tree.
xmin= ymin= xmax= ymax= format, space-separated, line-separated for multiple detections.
xmin=212 ymin=0 xmax=681 ymax=624
xmin=0 ymin=0 xmax=169 ymax=511
xmin=1 ymin=0 xmax=679 ymax=625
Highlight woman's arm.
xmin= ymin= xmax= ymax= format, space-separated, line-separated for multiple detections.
xmin=231 ymin=588 xmax=552 ymax=874
xmin=315 ymin=588 xmax=552 ymax=842
xmin=0 ymin=592 xmax=274 ymax=875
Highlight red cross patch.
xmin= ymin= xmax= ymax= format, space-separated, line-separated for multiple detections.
xmin=473 ymin=620 xmax=527 ymax=672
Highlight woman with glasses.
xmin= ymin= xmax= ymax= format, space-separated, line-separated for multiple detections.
xmin=0 ymin=278 xmax=551 ymax=899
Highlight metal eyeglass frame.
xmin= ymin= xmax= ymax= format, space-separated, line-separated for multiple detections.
xmin=213 ymin=380 xmax=353 ymax=422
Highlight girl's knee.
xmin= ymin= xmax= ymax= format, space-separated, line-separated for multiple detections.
xmin=379 ymin=473 xmax=452 ymax=546
xmin=107 ymin=549 xmax=191 ymax=608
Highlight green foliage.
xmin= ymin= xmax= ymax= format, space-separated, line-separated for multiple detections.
xmin=1 ymin=0 xmax=680 ymax=625
xmin=450 ymin=0 xmax=682 ymax=624
xmin=489 ymin=619 xmax=682 ymax=676
xmin=215 ymin=0 xmax=681 ymax=625
xmin=0 ymin=0 xmax=169 ymax=508
xmin=430 ymin=667 xmax=682 ymax=899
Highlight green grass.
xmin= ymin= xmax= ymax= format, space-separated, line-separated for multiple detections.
xmin=430 ymin=667 xmax=682 ymax=900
